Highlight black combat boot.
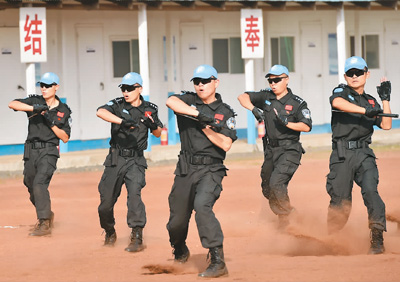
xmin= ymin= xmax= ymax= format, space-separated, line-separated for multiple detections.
xmin=368 ymin=228 xmax=385 ymax=255
xmin=198 ymin=246 xmax=228 ymax=278
xmin=104 ymin=230 xmax=117 ymax=246
xmin=29 ymin=218 xmax=52 ymax=236
xmin=125 ymin=227 xmax=145 ymax=252
xmin=173 ymin=243 xmax=190 ymax=263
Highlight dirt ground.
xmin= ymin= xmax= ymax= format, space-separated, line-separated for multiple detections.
xmin=1 ymin=147 xmax=400 ymax=282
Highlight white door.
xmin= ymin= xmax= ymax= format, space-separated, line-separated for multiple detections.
xmin=0 ymin=27 xmax=28 ymax=145
xmin=180 ymin=23 xmax=205 ymax=91
xmin=76 ymin=25 xmax=108 ymax=140
xmin=384 ymin=20 xmax=400 ymax=116
xmin=300 ymin=22 xmax=325 ymax=125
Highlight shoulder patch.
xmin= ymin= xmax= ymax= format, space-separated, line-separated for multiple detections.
xmin=28 ymin=94 xmax=41 ymax=98
xmin=223 ymin=103 xmax=237 ymax=117
xmin=226 ymin=117 xmax=236 ymax=130
xmin=259 ymin=88 xmax=272 ymax=92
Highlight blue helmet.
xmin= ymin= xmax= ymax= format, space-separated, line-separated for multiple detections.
xmin=190 ymin=64 xmax=218 ymax=81
xmin=265 ymin=65 xmax=289 ymax=78
xmin=119 ymin=72 xmax=143 ymax=86
xmin=37 ymin=72 xmax=60 ymax=85
xmin=344 ymin=56 xmax=368 ymax=72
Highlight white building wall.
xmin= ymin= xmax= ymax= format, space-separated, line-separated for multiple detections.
xmin=1 ymin=7 xmax=399 ymax=149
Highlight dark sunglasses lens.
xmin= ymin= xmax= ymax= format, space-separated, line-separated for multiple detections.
xmin=40 ymin=83 xmax=53 ymax=88
xmin=193 ymin=78 xmax=213 ymax=86
xmin=346 ymin=69 xmax=364 ymax=77
xmin=121 ymin=85 xmax=137 ymax=92
xmin=268 ymin=77 xmax=282 ymax=84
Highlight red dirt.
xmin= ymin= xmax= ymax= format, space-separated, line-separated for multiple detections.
xmin=1 ymin=148 xmax=400 ymax=282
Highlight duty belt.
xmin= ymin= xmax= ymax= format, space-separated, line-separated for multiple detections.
xmin=112 ymin=147 xmax=143 ymax=158
xmin=266 ymin=139 xmax=298 ymax=148
xmin=27 ymin=141 xmax=56 ymax=149
xmin=189 ymin=155 xmax=222 ymax=165
xmin=332 ymin=140 xmax=369 ymax=150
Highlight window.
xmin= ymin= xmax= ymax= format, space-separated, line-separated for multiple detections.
xmin=112 ymin=39 xmax=140 ymax=77
xmin=212 ymin=38 xmax=244 ymax=74
xmin=270 ymin=36 xmax=295 ymax=72
xmin=349 ymin=35 xmax=379 ymax=69
xmin=362 ymin=35 xmax=379 ymax=69
xmin=328 ymin=33 xmax=338 ymax=75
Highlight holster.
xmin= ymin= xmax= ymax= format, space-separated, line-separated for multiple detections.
xmin=178 ymin=151 xmax=188 ymax=176
xmin=262 ymin=136 xmax=267 ymax=151
xmin=110 ymin=147 xmax=118 ymax=166
xmin=23 ymin=143 xmax=31 ymax=161
xmin=336 ymin=139 xmax=346 ymax=160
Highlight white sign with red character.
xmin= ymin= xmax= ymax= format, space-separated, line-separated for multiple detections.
xmin=19 ymin=7 xmax=47 ymax=63
xmin=240 ymin=9 xmax=264 ymax=59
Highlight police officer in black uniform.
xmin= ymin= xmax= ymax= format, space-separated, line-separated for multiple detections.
xmin=238 ymin=65 xmax=312 ymax=229
xmin=97 ymin=72 xmax=162 ymax=252
xmin=326 ymin=56 xmax=393 ymax=254
xmin=8 ymin=72 xmax=72 ymax=236
xmin=166 ymin=65 xmax=237 ymax=278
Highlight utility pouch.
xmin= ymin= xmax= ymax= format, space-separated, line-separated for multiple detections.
xmin=178 ymin=152 xmax=188 ymax=176
xmin=111 ymin=147 xmax=118 ymax=166
xmin=23 ymin=143 xmax=31 ymax=161
xmin=337 ymin=139 xmax=345 ymax=160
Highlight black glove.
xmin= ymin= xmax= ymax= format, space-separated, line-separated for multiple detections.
xmin=33 ymin=104 xmax=49 ymax=114
xmin=43 ymin=111 xmax=55 ymax=127
xmin=197 ymin=111 xmax=215 ymax=125
xmin=208 ymin=120 xmax=224 ymax=132
xmin=377 ymin=81 xmax=391 ymax=101
xmin=121 ymin=119 xmax=138 ymax=131
xmin=251 ymin=107 xmax=264 ymax=123
xmin=142 ymin=117 xmax=158 ymax=131
xmin=364 ymin=105 xmax=383 ymax=118
xmin=276 ymin=110 xmax=289 ymax=126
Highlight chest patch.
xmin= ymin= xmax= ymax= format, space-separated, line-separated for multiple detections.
xmin=265 ymin=100 xmax=271 ymax=106
xmin=285 ymin=105 xmax=293 ymax=111
xmin=57 ymin=112 xmax=64 ymax=118
xmin=214 ymin=113 xmax=224 ymax=120
xmin=348 ymin=95 xmax=355 ymax=101
xmin=145 ymin=111 xmax=152 ymax=117
xmin=122 ymin=109 xmax=129 ymax=115
xmin=368 ymin=99 xmax=375 ymax=106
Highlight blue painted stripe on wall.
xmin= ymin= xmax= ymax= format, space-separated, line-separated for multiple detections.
xmin=1 ymin=121 xmax=398 ymax=156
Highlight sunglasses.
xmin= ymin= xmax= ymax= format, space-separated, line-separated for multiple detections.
xmin=345 ymin=69 xmax=366 ymax=77
xmin=40 ymin=83 xmax=56 ymax=89
xmin=120 ymin=85 xmax=141 ymax=92
xmin=267 ymin=76 xmax=288 ymax=84
xmin=193 ymin=78 xmax=216 ymax=86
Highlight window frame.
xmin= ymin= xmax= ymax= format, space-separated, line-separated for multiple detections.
xmin=211 ymin=35 xmax=244 ymax=74
xmin=110 ymin=37 xmax=140 ymax=79
xmin=268 ymin=35 xmax=296 ymax=73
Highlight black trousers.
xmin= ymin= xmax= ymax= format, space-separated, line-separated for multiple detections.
xmin=167 ymin=163 xmax=226 ymax=249
xmin=326 ymin=147 xmax=386 ymax=232
xmin=260 ymin=143 xmax=302 ymax=216
xmin=98 ymin=153 xmax=147 ymax=233
xmin=23 ymin=145 xmax=59 ymax=220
